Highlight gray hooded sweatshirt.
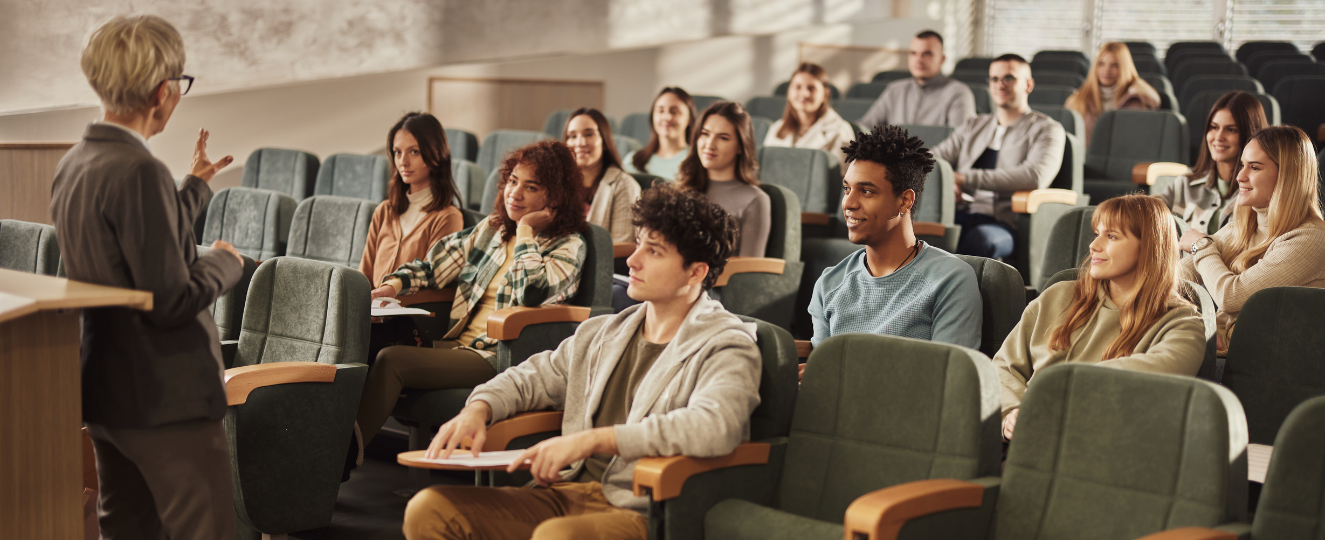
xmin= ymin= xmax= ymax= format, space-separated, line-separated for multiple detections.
xmin=467 ymin=295 xmax=762 ymax=512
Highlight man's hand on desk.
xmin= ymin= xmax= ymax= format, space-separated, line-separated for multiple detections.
xmin=508 ymin=427 xmax=618 ymax=486
xmin=426 ymin=401 xmax=493 ymax=460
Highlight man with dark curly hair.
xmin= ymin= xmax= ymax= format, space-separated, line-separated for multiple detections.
xmin=402 ymin=185 xmax=762 ymax=539
xmin=809 ymin=125 xmax=983 ymax=350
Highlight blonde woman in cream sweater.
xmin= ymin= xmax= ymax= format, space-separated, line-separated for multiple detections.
xmin=997 ymin=195 xmax=1206 ymax=440
xmin=1180 ymin=125 xmax=1325 ymax=353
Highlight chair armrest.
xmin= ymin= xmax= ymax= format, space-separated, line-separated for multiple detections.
xmin=1132 ymin=162 xmax=1191 ymax=185
xmin=1011 ymin=189 xmax=1079 ymax=213
xmin=801 ymin=212 xmax=832 ymax=226
xmin=613 ymin=243 xmax=636 ymax=258
xmin=795 ymin=340 xmax=812 ymax=359
xmin=714 ymin=257 xmax=786 ymax=287
xmin=843 ymin=478 xmax=990 ymax=540
xmin=476 ymin=411 xmax=565 ymax=451
xmin=399 ymin=287 xmax=456 ymax=305
xmin=223 ymin=361 xmax=337 ymax=406
xmin=632 ymin=442 xmax=771 ymax=501
xmin=1134 ymin=527 xmax=1239 ymax=540
xmin=486 ymin=306 xmax=592 ymax=340
xmin=913 ymin=221 xmax=946 ymax=238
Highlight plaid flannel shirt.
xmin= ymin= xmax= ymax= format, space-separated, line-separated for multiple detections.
xmin=385 ymin=219 xmax=586 ymax=361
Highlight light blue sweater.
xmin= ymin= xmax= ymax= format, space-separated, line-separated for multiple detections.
xmin=809 ymin=242 xmax=983 ymax=349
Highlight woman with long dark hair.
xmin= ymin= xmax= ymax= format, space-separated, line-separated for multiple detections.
xmin=624 ymin=87 xmax=697 ymax=180
xmin=565 ymin=108 xmax=640 ymax=244
xmin=675 ymin=101 xmax=770 ymax=258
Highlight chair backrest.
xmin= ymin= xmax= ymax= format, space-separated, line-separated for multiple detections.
xmin=1085 ymin=110 xmax=1188 ymax=181
xmin=1132 ymin=54 xmax=1167 ymax=77
xmin=955 ymin=57 xmax=994 ymax=72
xmin=233 ymin=256 xmax=371 ymax=367
xmin=1173 ymin=60 xmax=1249 ymax=94
xmin=1224 ymin=287 xmax=1325 ymax=445
xmin=755 ymin=147 xmax=836 ymax=216
xmin=0 ymin=219 xmax=60 ymax=276
xmin=1272 ymin=75 xmax=1325 ymax=137
xmin=1258 ymin=60 xmax=1325 ymax=96
xmin=846 ymin=81 xmax=890 ymax=100
xmin=969 ymin=84 xmax=995 ymax=115
xmin=1253 ymin=396 xmax=1325 ymax=538
xmin=740 ymin=315 xmax=799 ymax=441
xmin=780 ymin=333 xmax=1001 ymax=522
xmin=871 ymin=69 xmax=912 ymax=84
xmin=1037 ymin=205 xmax=1094 ymax=290
xmin=313 ymin=153 xmax=390 ymax=202
xmin=196 ymin=244 xmax=256 ymax=342
xmin=1027 ymin=84 xmax=1078 ymax=106
xmin=613 ymin=135 xmax=643 ymax=157
xmin=1033 ymin=50 xmax=1089 ymax=65
xmin=1166 ymin=49 xmax=1232 ymax=75
xmin=1178 ymin=74 xmax=1264 ymax=114
xmin=897 ymin=123 xmax=954 ymax=149
xmin=241 ymin=148 xmax=319 ymax=201
xmin=1168 ymin=41 xmax=1225 ymax=56
xmin=1247 ymin=51 xmax=1310 ymax=78
xmin=759 ymin=184 xmax=802 ymax=263
xmin=996 ymin=364 xmax=1248 ymax=539
xmin=628 ymin=172 xmax=662 ymax=192
xmin=476 ymin=130 xmax=550 ymax=177
xmin=1236 ymin=41 xmax=1299 ymax=64
xmin=832 ymin=98 xmax=874 ymax=122
xmin=451 ymin=159 xmax=487 ymax=211
xmin=542 ymin=109 xmax=573 ymax=137
xmin=1031 ymin=104 xmax=1086 ymax=142
xmin=1141 ymin=73 xmax=1176 ymax=96
xmin=619 ymin=113 xmax=653 ymax=146
xmin=567 ymin=223 xmax=614 ymax=311
xmin=445 ymin=128 xmax=479 ymax=163
xmin=692 ymin=95 xmax=725 ymax=113
xmin=1043 ymin=267 xmax=1078 ymax=290
xmin=751 ymin=116 xmax=773 ymax=149
xmin=1124 ymin=41 xmax=1156 ymax=55
xmin=745 ymin=96 xmax=786 ymax=121
xmin=915 ymin=157 xmax=956 ymax=225
xmin=1182 ymin=281 xmax=1220 ymax=383
xmin=955 ymin=255 xmax=1027 ymax=358
xmin=1031 ymin=58 xmax=1090 ymax=77
xmin=1032 ymin=69 xmax=1087 ymax=88
xmin=201 ymin=187 xmax=297 ymax=260
xmin=951 ymin=70 xmax=990 ymax=85
xmin=285 ymin=196 xmax=377 ymax=268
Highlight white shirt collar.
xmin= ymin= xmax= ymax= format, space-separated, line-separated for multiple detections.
xmin=96 ymin=120 xmax=151 ymax=151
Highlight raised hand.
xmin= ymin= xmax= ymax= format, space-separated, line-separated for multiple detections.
xmin=190 ymin=128 xmax=234 ymax=182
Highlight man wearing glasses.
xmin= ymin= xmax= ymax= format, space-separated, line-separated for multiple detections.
xmin=50 ymin=15 xmax=243 ymax=539
xmin=932 ymin=53 xmax=1066 ymax=259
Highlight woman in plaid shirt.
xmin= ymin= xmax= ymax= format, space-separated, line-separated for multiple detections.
xmin=351 ymin=140 xmax=590 ymax=462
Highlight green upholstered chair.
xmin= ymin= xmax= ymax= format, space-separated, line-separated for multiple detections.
xmin=1134 ymin=54 xmax=1168 ymax=77
xmin=285 ymin=195 xmax=376 ymax=268
xmin=615 ymin=135 xmax=644 ymax=157
xmin=832 ymin=99 xmax=875 ymax=123
xmin=1031 ymin=57 xmax=1090 ymax=77
xmin=1173 ymin=61 xmax=1250 ymax=100
xmin=708 ymin=184 xmax=805 ymax=331
xmin=852 ymin=363 xmax=1248 ymax=540
xmin=1031 ymin=104 xmax=1087 ymax=142
xmin=968 ymin=84 xmax=994 ymax=115
xmin=0 ymin=219 xmax=61 ymax=276
xmin=451 ymin=159 xmax=486 ymax=211
xmin=619 ymin=113 xmax=653 ymax=146
xmin=1033 ymin=50 xmax=1090 ymax=65
xmin=693 ymin=95 xmax=726 ymax=113
xmin=756 ymin=146 xmax=837 ymax=233
xmin=445 ymin=128 xmax=479 ymax=163
xmin=951 ymin=70 xmax=989 ymax=86
xmin=871 ymin=70 xmax=912 ymax=84
xmin=752 ymin=117 xmax=773 ymax=148
xmin=313 ymin=153 xmax=390 ymax=203
xmin=1236 ymin=41 xmax=1299 ymax=64
xmin=1027 ymin=84 xmax=1079 ymax=106
xmin=954 ymin=58 xmax=994 ymax=72
xmin=847 ymin=82 xmax=891 ymax=100
xmin=631 ymin=333 xmax=1000 ymax=540
xmin=1223 ymin=287 xmax=1325 ymax=446
xmin=1036 ymin=205 xmax=1095 ymax=291
xmin=201 ymin=187 xmax=297 ymax=261
xmin=1273 ymin=76 xmax=1325 ymax=140
xmin=1083 ymin=110 xmax=1188 ymax=203
xmin=746 ymin=96 xmax=787 ymax=121
xmin=390 ymin=224 xmax=615 ymax=452
xmin=1013 ymin=131 xmax=1089 ymax=288
xmin=896 ymin=124 xmax=954 ymax=149
xmin=543 ymin=109 xmax=573 ymax=137
xmin=954 ymin=255 xmax=1026 ymax=358
xmin=1177 ymin=75 xmax=1263 ymax=118
xmin=475 ymin=130 xmax=550 ymax=178
xmin=220 ymin=257 xmax=370 ymax=540
xmin=241 ymin=148 xmax=320 ymax=201
xmin=1042 ymin=267 xmax=1077 ymax=290
xmin=196 ymin=245 xmax=257 ymax=344
xmin=1258 ymin=61 xmax=1325 ymax=101
xmin=1032 ymin=70 xmax=1087 ymax=88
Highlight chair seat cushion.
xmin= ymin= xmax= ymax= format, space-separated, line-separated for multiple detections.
xmin=391 ymin=388 xmax=472 ymax=426
xmin=704 ymin=498 xmax=841 ymax=540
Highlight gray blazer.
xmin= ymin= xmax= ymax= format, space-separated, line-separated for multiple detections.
xmin=50 ymin=123 xmax=241 ymax=428
xmin=933 ymin=110 xmax=1066 ymax=226
xmin=1156 ymin=172 xmax=1233 ymax=234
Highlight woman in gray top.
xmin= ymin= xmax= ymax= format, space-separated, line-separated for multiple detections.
xmin=675 ymin=101 xmax=771 ymax=257
xmin=1158 ymin=91 xmax=1268 ymax=239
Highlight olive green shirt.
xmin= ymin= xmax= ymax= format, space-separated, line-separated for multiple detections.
xmin=577 ymin=327 xmax=668 ymax=483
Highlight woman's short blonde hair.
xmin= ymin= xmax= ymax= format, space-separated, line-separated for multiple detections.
xmin=80 ymin=15 xmax=185 ymax=114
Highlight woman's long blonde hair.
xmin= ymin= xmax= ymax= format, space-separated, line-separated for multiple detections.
xmin=1220 ymin=125 xmax=1323 ymax=273
xmin=1050 ymin=195 xmax=1187 ymax=359
xmin=1065 ymin=42 xmax=1157 ymax=119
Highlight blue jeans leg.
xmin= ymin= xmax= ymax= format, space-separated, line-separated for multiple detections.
xmin=955 ymin=212 xmax=1016 ymax=259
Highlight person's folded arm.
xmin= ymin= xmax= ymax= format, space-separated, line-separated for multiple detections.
xmin=1097 ymin=310 xmax=1206 ymax=376
xmin=965 ymin=121 xmax=1066 ymax=193
xmin=508 ymin=226 xmax=587 ymax=307
xmin=1193 ymin=227 xmax=1325 ymax=313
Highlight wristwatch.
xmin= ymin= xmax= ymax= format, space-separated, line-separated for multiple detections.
xmin=1189 ymin=236 xmax=1214 ymax=256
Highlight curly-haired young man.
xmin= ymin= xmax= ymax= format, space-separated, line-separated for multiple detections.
xmin=809 ymin=124 xmax=983 ymax=349
xmin=402 ymin=186 xmax=761 ymax=540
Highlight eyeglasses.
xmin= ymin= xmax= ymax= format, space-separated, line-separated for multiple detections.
xmin=166 ymin=75 xmax=194 ymax=96
xmin=988 ymin=75 xmax=1020 ymax=86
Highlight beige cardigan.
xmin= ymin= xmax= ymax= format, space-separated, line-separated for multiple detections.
xmin=994 ymin=282 xmax=1206 ymax=419
xmin=586 ymin=166 xmax=641 ymax=244
xmin=764 ymin=107 xmax=857 ymax=167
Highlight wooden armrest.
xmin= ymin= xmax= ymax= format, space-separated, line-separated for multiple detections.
xmin=844 ymin=479 xmax=988 ymax=540
xmin=1135 ymin=527 xmax=1238 ymax=540
xmin=486 ymin=305 xmax=592 ymax=340
xmin=1011 ymin=189 xmax=1079 ymax=213
xmin=801 ymin=212 xmax=832 ymax=226
xmin=399 ymin=287 xmax=456 ymax=306
xmin=632 ymin=442 xmax=770 ymax=501
xmin=82 ymin=428 xmax=97 ymax=491
xmin=1132 ymin=162 xmax=1191 ymax=185
xmin=714 ymin=257 xmax=786 ymax=287
xmin=912 ymin=221 xmax=946 ymax=238
xmin=224 ymin=362 xmax=337 ymax=406
xmin=795 ymin=340 xmax=812 ymax=359
xmin=469 ymin=411 xmax=565 ymax=451
xmin=613 ymin=243 xmax=636 ymax=258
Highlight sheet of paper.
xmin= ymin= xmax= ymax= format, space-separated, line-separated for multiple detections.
xmin=371 ymin=306 xmax=434 ymax=317
xmin=1248 ymin=443 xmax=1273 ymax=484
xmin=410 ymin=450 xmax=529 ymax=468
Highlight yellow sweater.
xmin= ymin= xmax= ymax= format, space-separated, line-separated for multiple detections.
xmin=994 ymin=282 xmax=1206 ymax=419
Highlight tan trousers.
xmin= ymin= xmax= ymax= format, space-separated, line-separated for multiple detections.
xmin=404 ymin=482 xmax=648 ymax=540
xmin=355 ymin=341 xmax=498 ymax=445
xmin=86 ymin=420 xmax=236 ymax=540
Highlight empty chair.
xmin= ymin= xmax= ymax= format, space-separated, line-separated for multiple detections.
xmin=1166 ymin=49 xmax=1231 ymax=76
xmin=955 ymin=57 xmax=994 ymax=72
xmin=1131 ymin=53 xmax=1167 ymax=76
xmin=1259 ymin=60 xmax=1325 ymax=98
xmin=285 ymin=196 xmax=376 ymax=268
xmin=831 ymin=98 xmax=874 ymax=122
xmin=870 ymin=69 xmax=911 ymax=84
xmin=1172 ymin=60 xmax=1249 ymax=94
xmin=1247 ymin=51 xmax=1310 ymax=78
xmin=950 ymin=69 xmax=989 ymax=86
xmin=1236 ymin=40 xmax=1299 ymax=64
xmin=1032 ymin=69 xmax=1086 ymax=88
xmin=1033 ymin=50 xmax=1089 ymax=65
xmin=444 ymin=128 xmax=478 ymax=163
xmin=196 ymin=244 xmax=256 ymax=342
xmin=1083 ymin=110 xmax=1188 ymax=202
xmin=897 ymin=123 xmax=954 ymax=148
xmin=201 ymin=187 xmax=297 ymax=260
xmin=0 ymin=219 xmax=60 ymax=276
xmin=1124 ymin=41 xmax=1157 ymax=56
xmin=692 ymin=94 xmax=725 ymax=112
xmin=1027 ymin=84 xmax=1077 ymax=106
xmin=751 ymin=116 xmax=773 ymax=148
xmin=845 ymin=81 xmax=890 ymax=100
xmin=613 ymin=134 xmax=643 ymax=156
xmin=475 ymin=130 xmax=550 ymax=177
xmin=241 ymin=148 xmax=319 ymax=201
xmin=1178 ymin=74 xmax=1264 ymax=114
xmin=541 ymin=109 xmax=573 ymax=137
xmin=1141 ymin=73 xmax=1176 ymax=96
xmin=1273 ymin=75 xmax=1325 ymax=138
xmin=1031 ymin=58 xmax=1090 ymax=76
xmin=618 ymin=112 xmax=653 ymax=144
xmin=744 ymin=96 xmax=786 ymax=121
xmin=969 ymin=84 xmax=994 ymax=114
xmin=1314 ymin=41 xmax=1325 ymax=60
xmin=450 ymin=159 xmax=486 ymax=211
xmin=1031 ymin=104 xmax=1086 ymax=142
xmin=1167 ymin=40 xmax=1225 ymax=56
xmin=313 ymin=153 xmax=390 ymax=202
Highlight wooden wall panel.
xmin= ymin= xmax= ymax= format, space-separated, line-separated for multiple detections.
xmin=428 ymin=77 xmax=604 ymax=140
xmin=0 ymin=144 xmax=74 ymax=225
xmin=798 ymin=43 xmax=908 ymax=91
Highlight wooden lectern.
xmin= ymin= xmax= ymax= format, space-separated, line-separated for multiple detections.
xmin=0 ymin=269 xmax=152 ymax=540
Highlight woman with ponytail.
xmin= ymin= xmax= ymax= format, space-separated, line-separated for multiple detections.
xmin=996 ymin=194 xmax=1206 ymax=440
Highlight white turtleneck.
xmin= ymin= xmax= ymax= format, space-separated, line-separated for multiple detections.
xmin=400 ymin=188 xmax=433 ymax=236
xmin=1251 ymin=206 xmax=1269 ymax=245
xmin=1100 ymin=85 xmax=1118 ymax=112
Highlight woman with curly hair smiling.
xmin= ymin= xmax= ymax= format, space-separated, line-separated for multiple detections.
xmin=348 ymin=140 xmax=589 ymax=470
